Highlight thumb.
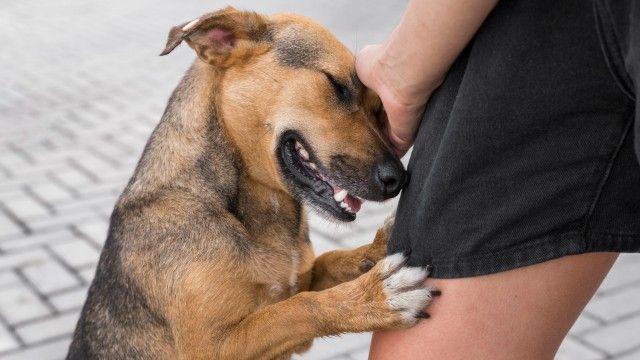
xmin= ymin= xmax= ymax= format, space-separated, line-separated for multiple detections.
xmin=355 ymin=44 xmax=384 ymax=90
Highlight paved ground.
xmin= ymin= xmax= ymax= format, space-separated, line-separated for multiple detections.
xmin=1 ymin=1 xmax=639 ymax=359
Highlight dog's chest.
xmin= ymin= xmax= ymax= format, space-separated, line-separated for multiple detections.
xmin=264 ymin=248 xmax=300 ymax=302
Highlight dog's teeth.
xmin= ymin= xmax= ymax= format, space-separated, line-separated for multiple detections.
xmin=294 ymin=141 xmax=302 ymax=151
xmin=339 ymin=202 xmax=348 ymax=209
xmin=298 ymin=147 xmax=309 ymax=161
xmin=333 ymin=189 xmax=348 ymax=202
xmin=308 ymin=162 xmax=317 ymax=170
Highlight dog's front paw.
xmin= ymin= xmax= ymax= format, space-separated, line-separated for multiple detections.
xmin=358 ymin=213 xmax=396 ymax=273
xmin=379 ymin=253 xmax=438 ymax=325
xmin=351 ymin=252 xmax=439 ymax=329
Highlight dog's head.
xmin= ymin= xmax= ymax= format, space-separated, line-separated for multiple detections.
xmin=162 ymin=7 xmax=407 ymax=221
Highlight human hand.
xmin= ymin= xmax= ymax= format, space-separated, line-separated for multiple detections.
xmin=356 ymin=44 xmax=435 ymax=157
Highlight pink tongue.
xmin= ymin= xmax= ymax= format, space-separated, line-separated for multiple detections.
xmin=345 ymin=195 xmax=362 ymax=213
xmin=330 ymin=184 xmax=362 ymax=213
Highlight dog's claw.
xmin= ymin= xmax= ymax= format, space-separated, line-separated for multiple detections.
xmin=430 ymin=289 xmax=442 ymax=297
xmin=359 ymin=258 xmax=376 ymax=272
xmin=416 ymin=311 xmax=430 ymax=319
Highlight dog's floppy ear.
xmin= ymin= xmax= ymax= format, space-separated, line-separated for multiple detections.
xmin=160 ymin=6 xmax=271 ymax=67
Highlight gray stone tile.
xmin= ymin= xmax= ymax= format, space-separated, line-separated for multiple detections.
xmin=49 ymin=286 xmax=89 ymax=312
xmin=596 ymin=255 xmax=640 ymax=294
xmin=22 ymin=260 xmax=79 ymax=294
xmin=50 ymin=240 xmax=99 ymax=268
xmin=74 ymin=219 xmax=108 ymax=246
xmin=0 ymin=229 xmax=75 ymax=252
xmin=345 ymin=346 xmax=370 ymax=360
xmin=50 ymin=167 xmax=94 ymax=189
xmin=569 ymin=313 xmax=602 ymax=334
xmin=15 ymin=311 xmax=80 ymax=344
xmin=582 ymin=315 xmax=640 ymax=355
xmin=556 ymin=337 xmax=606 ymax=360
xmin=1 ymin=196 xmax=50 ymax=220
xmin=0 ymin=248 xmax=49 ymax=271
xmin=0 ymin=324 xmax=20 ymax=353
xmin=29 ymin=182 xmax=75 ymax=205
xmin=0 ymin=271 xmax=21 ymax=289
xmin=0 ymin=285 xmax=50 ymax=324
xmin=612 ymin=348 xmax=640 ymax=360
xmin=0 ymin=213 xmax=22 ymax=238
xmin=301 ymin=333 xmax=372 ymax=360
xmin=586 ymin=284 xmax=640 ymax=322
xmin=78 ymin=267 xmax=97 ymax=284
xmin=310 ymin=232 xmax=344 ymax=255
xmin=0 ymin=337 xmax=71 ymax=360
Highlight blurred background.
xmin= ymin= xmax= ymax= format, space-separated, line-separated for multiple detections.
xmin=0 ymin=1 xmax=639 ymax=359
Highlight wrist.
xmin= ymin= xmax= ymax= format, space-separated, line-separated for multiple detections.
xmin=375 ymin=35 xmax=443 ymax=109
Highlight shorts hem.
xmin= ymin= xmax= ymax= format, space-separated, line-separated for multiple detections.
xmin=414 ymin=231 xmax=640 ymax=279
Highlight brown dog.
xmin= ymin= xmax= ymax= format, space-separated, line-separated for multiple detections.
xmin=67 ymin=7 xmax=437 ymax=360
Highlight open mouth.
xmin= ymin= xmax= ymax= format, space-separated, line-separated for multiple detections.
xmin=278 ymin=131 xmax=363 ymax=221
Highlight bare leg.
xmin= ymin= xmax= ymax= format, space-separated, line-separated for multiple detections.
xmin=369 ymin=252 xmax=617 ymax=360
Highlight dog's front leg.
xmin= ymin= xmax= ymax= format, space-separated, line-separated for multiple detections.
xmin=218 ymin=252 xmax=435 ymax=360
xmin=309 ymin=214 xmax=394 ymax=291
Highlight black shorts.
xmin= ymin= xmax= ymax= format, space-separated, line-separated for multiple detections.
xmin=388 ymin=0 xmax=640 ymax=278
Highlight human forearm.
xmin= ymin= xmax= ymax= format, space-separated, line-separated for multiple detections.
xmin=381 ymin=0 xmax=499 ymax=100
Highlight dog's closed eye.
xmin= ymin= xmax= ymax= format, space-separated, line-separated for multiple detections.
xmin=322 ymin=72 xmax=352 ymax=104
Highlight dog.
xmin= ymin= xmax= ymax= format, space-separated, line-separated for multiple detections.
xmin=67 ymin=7 xmax=438 ymax=359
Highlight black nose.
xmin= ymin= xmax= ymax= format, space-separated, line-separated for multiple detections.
xmin=375 ymin=155 xmax=407 ymax=198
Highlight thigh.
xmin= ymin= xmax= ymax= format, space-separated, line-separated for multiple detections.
xmin=369 ymin=252 xmax=617 ymax=360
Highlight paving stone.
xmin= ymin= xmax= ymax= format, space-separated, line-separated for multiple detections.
xmin=569 ymin=313 xmax=603 ymax=334
xmin=1 ymin=196 xmax=50 ymax=220
xmin=50 ymin=167 xmax=94 ymax=189
xmin=15 ymin=311 xmax=80 ymax=344
xmin=78 ymin=266 xmax=97 ymax=284
xmin=582 ymin=315 xmax=640 ymax=355
xmin=585 ymin=284 xmax=640 ymax=322
xmin=50 ymin=240 xmax=99 ymax=268
xmin=300 ymin=333 xmax=372 ymax=360
xmin=49 ymin=286 xmax=89 ymax=312
xmin=556 ymin=337 xmax=606 ymax=360
xmin=345 ymin=346 xmax=370 ymax=360
xmin=0 ymin=271 xmax=21 ymax=289
xmin=0 ymin=285 xmax=50 ymax=324
xmin=0 ymin=337 xmax=71 ymax=360
xmin=0 ymin=248 xmax=49 ymax=271
xmin=613 ymin=348 xmax=640 ymax=360
xmin=596 ymin=255 xmax=640 ymax=294
xmin=0 ymin=228 xmax=75 ymax=252
xmin=22 ymin=259 xmax=79 ymax=294
xmin=614 ymin=253 xmax=640 ymax=267
xmin=29 ymin=182 xmax=75 ymax=205
xmin=0 ymin=213 xmax=22 ymax=238
xmin=0 ymin=324 xmax=20 ymax=353
xmin=338 ymin=228 xmax=381 ymax=249
xmin=310 ymin=231 xmax=344 ymax=255
xmin=73 ymin=218 xmax=109 ymax=246
xmin=27 ymin=210 xmax=102 ymax=234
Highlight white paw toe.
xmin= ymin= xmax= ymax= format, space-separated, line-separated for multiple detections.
xmin=378 ymin=253 xmax=407 ymax=277
xmin=387 ymin=288 xmax=432 ymax=311
xmin=384 ymin=267 xmax=428 ymax=291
